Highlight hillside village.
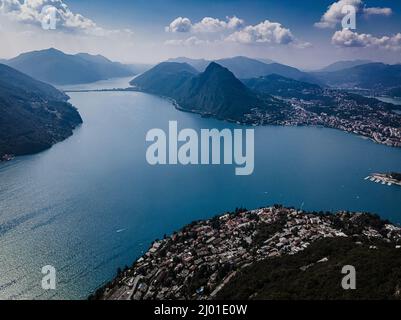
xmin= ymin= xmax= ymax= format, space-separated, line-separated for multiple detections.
xmin=92 ymin=206 xmax=401 ymax=300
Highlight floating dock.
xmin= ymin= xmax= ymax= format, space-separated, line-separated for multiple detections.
xmin=365 ymin=173 xmax=401 ymax=187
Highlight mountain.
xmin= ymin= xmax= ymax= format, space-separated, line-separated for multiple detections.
xmin=244 ymin=72 xmax=397 ymax=107
xmin=312 ymin=63 xmax=401 ymax=89
xmin=243 ymin=74 xmax=322 ymax=99
xmin=214 ymin=56 xmax=272 ymax=79
xmin=166 ymin=56 xmax=276 ymax=73
xmin=165 ymin=56 xmax=320 ymax=84
xmin=177 ymin=62 xmax=271 ymax=119
xmin=130 ymin=62 xmax=199 ymax=97
xmin=0 ymin=63 xmax=82 ymax=157
xmin=5 ymin=48 xmax=134 ymax=85
xmin=256 ymin=58 xmax=275 ymax=64
xmin=166 ymin=57 xmax=210 ymax=72
xmin=215 ymin=57 xmax=320 ymax=84
xmin=131 ymin=61 xmax=283 ymax=120
xmin=75 ymin=52 xmax=134 ymax=77
xmin=254 ymin=63 xmax=322 ymax=84
xmin=318 ymin=60 xmax=373 ymax=72
xmin=126 ymin=63 xmax=154 ymax=75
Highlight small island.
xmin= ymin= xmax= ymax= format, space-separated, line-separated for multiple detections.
xmin=365 ymin=172 xmax=401 ymax=187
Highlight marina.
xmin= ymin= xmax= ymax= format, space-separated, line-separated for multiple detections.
xmin=365 ymin=173 xmax=401 ymax=187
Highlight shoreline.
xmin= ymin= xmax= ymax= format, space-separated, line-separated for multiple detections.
xmin=60 ymin=83 xmax=401 ymax=149
xmin=0 ymin=122 xmax=82 ymax=164
xmin=73 ymin=87 xmax=401 ymax=149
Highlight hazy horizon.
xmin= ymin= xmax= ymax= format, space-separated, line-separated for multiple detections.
xmin=3 ymin=46 xmax=395 ymax=72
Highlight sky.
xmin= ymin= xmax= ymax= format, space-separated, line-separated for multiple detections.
xmin=0 ymin=0 xmax=400 ymax=69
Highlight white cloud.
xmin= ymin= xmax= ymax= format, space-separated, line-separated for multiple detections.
xmin=1 ymin=0 xmax=95 ymax=31
xmin=226 ymin=16 xmax=244 ymax=31
xmin=165 ymin=17 xmax=192 ymax=33
xmin=165 ymin=16 xmax=308 ymax=48
xmin=315 ymin=0 xmax=361 ymax=29
xmin=363 ymin=7 xmax=392 ymax=16
xmin=0 ymin=0 xmax=133 ymax=36
xmin=315 ymin=0 xmax=392 ymax=28
xmin=332 ymin=29 xmax=401 ymax=50
xmin=226 ymin=20 xmax=304 ymax=46
xmin=192 ymin=16 xmax=244 ymax=33
xmin=165 ymin=16 xmax=244 ymax=33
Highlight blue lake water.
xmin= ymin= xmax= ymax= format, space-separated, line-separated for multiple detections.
xmin=1 ymin=78 xmax=401 ymax=299
xmin=377 ymin=96 xmax=401 ymax=106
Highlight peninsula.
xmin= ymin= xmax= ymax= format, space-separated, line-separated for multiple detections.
xmin=91 ymin=206 xmax=401 ymax=300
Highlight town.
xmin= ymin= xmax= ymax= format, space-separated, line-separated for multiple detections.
xmin=92 ymin=206 xmax=401 ymax=300
xmin=244 ymin=89 xmax=401 ymax=148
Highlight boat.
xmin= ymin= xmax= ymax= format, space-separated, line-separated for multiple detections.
xmin=1 ymin=154 xmax=15 ymax=162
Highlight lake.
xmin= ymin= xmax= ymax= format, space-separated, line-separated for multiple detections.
xmin=1 ymin=78 xmax=401 ymax=299
xmin=376 ymin=96 xmax=401 ymax=106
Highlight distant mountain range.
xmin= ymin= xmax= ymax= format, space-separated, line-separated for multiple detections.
xmin=0 ymin=63 xmax=82 ymax=157
xmin=166 ymin=56 xmax=319 ymax=84
xmin=131 ymin=61 xmax=285 ymax=120
xmin=214 ymin=56 xmax=278 ymax=79
xmin=243 ymin=73 xmax=397 ymax=111
xmin=4 ymin=48 xmax=135 ymax=85
xmin=167 ymin=56 xmax=275 ymax=74
xmin=165 ymin=57 xmax=401 ymax=92
xmin=317 ymin=60 xmax=373 ymax=72
xmin=4 ymin=49 xmax=399 ymax=92
xmin=126 ymin=63 xmax=154 ymax=75
xmin=3 ymin=48 xmax=400 ymax=92
xmin=166 ymin=57 xmax=210 ymax=72
xmin=312 ymin=63 xmax=401 ymax=90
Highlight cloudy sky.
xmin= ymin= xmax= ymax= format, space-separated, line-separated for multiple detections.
xmin=0 ymin=0 xmax=400 ymax=69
